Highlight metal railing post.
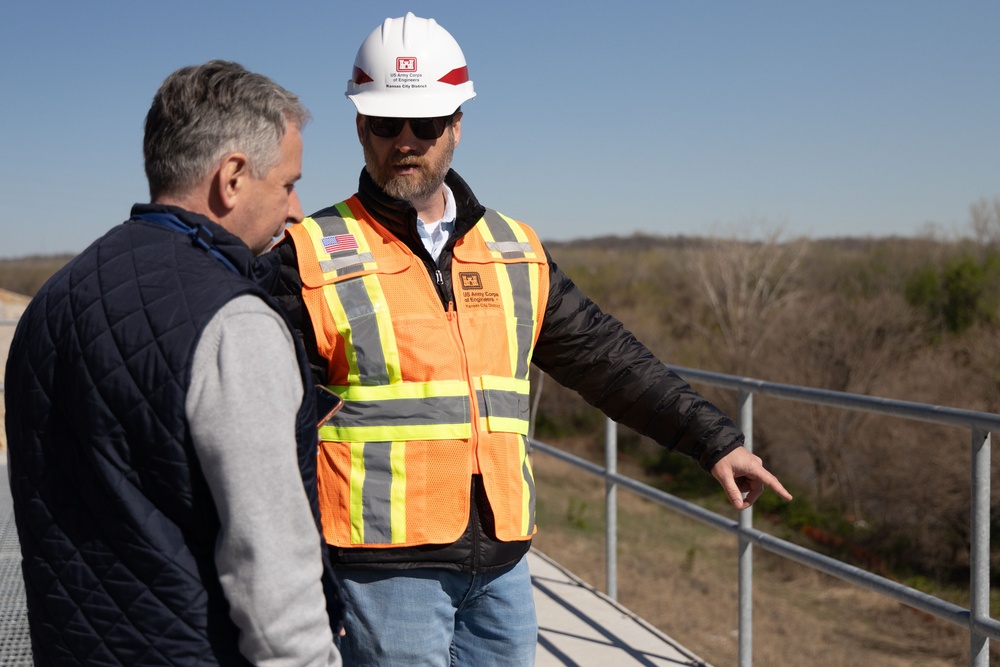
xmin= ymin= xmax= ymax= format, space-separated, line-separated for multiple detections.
xmin=534 ymin=367 xmax=1000 ymax=662
xmin=605 ymin=416 xmax=618 ymax=601
xmin=738 ymin=389 xmax=754 ymax=667
xmin=970 ymin=427 xmax=990 ymax=666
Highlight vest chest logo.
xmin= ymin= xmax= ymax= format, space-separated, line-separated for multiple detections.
xmin=460 ymin=272 xmax=482 ymax=289
xmin=458 ymin=271 xmax=501 ymax=310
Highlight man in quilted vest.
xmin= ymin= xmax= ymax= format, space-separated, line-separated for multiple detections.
xmin=5 ymin=61 xmax=342 ymax=666
xmin=263 ymin=13 xmax=793 ymax=667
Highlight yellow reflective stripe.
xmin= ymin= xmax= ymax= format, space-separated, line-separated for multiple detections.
xmin=321 ymin=422 xmax=471 ymax=442
xmin=322 ymin=203 xmax=379 ymax=277
xmin=390 ymin=442 xmax=407 ymax=543
xmin=319 ymin=271 xmax=400 ymax=387
xmin=490 ymin=213 xmax=543 ymax=362
xmin=527 ymin=259 xmax=540 ymax=362
xmin=347 ymin=441 xmax=408 ymax=545
xmin=321 ymin=380 xmax=473 ymax=442
xmin=476 ymin=217 xmax=539 ymax=379
xmin=485 ymin=416 xmax=527 ymax=434
xmin=349 ymin=442 xmax=366 ymax=543
xmin=334 ymin=211 xmax=401 ymax=383
xmin=299 ymin=216 xmax=330 ymax=266
xmin=335 ymin=380 xmax=469 ymax=401
xmin=362 ymin=272 xmax=402 ymax=384
xmin=481 ymin=210 xmax=541 ymax=260
xmin=321 ymin=279 xmax=360 ymax=382
xmin=479 ymin=375 xmax=529 ymax=394
xmin=475 ymin=376 xmax=530 ymax=435
xmin=303 ymin=207 xmax=400 ymax=385
xmin=496 ymin=210 xmax=535 ymax=246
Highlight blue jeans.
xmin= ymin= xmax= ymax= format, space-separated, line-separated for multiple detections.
xmin=336 ymin=554 xmax=537 ymax=666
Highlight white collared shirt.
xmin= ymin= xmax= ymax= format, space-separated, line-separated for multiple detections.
xmin=416 ymin=185 xmax=457 ymax=262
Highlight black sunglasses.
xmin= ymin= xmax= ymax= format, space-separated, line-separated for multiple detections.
xmin=366 ymin=114 xmax=455 ymax=141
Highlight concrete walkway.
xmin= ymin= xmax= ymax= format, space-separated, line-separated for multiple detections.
xmin=0 ymin=463 xmax=32 ymax=665
xmin=530 ymin=549 xmax=708 ymax=666
xmin=1 ymin=461 xmax=707 ymax=666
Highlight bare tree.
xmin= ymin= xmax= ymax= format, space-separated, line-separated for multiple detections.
xmin=970 ymin=196 xmax=1000 ymax=247
xmin=692 ymin=221 xmax=809 ymax=376
xmin=765 ymin=290 xmax=926 ymax=513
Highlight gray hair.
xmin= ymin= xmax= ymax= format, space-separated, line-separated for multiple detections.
xmin=143 ymin=60 xmax=309 ymax=200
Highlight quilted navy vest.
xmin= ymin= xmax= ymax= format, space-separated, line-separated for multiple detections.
xmin=5 ymin=206 xmax=338 ymax=665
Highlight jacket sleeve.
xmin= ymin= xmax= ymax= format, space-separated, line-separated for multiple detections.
xmin=531 ymin=249 xmax=743 ymax=470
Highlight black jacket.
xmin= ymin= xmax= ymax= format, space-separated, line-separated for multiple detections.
xmin=263 ymin=169 xmax=744 ymax=572
xmin=6 ymin=205 xmax=341 ymax=665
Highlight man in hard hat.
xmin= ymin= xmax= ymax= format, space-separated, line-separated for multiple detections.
xmin=6 ymin=61 xmax=343 ymax=665
xmin=266 ymin=12 xmax=791 ymax=665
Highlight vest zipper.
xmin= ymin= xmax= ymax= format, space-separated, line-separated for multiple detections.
xmin=429 ymin=264 xmax=450 ymax=310
xmin=433 ymin=250 xmax=480 ymax=567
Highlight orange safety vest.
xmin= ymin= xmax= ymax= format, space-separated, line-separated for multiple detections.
xmin=289 ymin=196 xmax=550 ymax=548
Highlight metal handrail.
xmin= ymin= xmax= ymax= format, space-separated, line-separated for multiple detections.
xmin=530 ymin=364 xmax=1000 ymax=667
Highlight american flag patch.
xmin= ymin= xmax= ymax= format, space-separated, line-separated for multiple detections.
xmin=322 ymin=233 xmax=359 ymax=254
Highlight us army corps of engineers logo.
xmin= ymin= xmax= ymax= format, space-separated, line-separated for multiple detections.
xmin=459 ymin=272 xmax=501 ymax=310
xmin=387 ymin=56 xmax=427 ymax=90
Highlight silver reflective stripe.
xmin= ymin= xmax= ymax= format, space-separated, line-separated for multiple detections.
xmin=335 ymin=279 xmax=389 ymax=384
xmin=522 ymin=435 xmax=536 ymax=534
xmin=483 ymin=209 xmax=531 ymax=259
xmin=486 ymin=240 xmax=534 ymax=255
xmin=321 ymin=251 xmax=375 ymax=273
xmin=480 ymin=210 xmax=537 ymax=379
xmin=475 ymin=389 xmax=527 ymax=422
xmin=362 ymin=441 xmax=393 ymax=543
xmin=505 ymin=261 xmax=535 ymax=379
xmin=315 ymin=211 xmax=350 ymax=237
xmin=337 ymin=395 xmax=470 ymax=428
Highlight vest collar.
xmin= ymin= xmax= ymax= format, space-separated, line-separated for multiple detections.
xmin=129 ymin=203 xmax=257 ymax=278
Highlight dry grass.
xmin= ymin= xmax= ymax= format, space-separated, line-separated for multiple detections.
xmin=531 ymin=441 xmax=992 ymax=667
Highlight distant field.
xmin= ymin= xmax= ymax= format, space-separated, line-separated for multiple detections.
xmin=0 ymin=254 xmax=73 ymax=297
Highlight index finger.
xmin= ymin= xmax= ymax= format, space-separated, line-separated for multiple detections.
xmin=756 ymin=467 xmax=793 ymax=501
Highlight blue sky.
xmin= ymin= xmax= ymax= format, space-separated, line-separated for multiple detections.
xmin=1 ymin=1 xmax=998 ymax=257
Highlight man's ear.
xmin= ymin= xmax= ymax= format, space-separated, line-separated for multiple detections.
xmin=356 ymin=113 xmax=366 ymax=145
xmin=215 ymin=152 xmax=250 ymax=212
xmin=451 ymin=111 xmax=462 ymax=147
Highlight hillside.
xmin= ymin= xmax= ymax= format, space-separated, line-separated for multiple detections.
xmin=558 ymin=230 xmax=999 ymax=563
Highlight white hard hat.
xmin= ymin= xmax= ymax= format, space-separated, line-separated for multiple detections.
xmin=346 ymin=12 xmax=476 ymax=118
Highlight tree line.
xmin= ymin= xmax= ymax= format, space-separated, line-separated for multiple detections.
xmin=3 ymin=198 xmax=1000 ymax=583
xmin=536 ymin=197 xmax=1000 ymax=584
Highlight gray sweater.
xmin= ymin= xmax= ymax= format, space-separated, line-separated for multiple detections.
xmin=186 ymin=295 xmax=340 ymax=667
